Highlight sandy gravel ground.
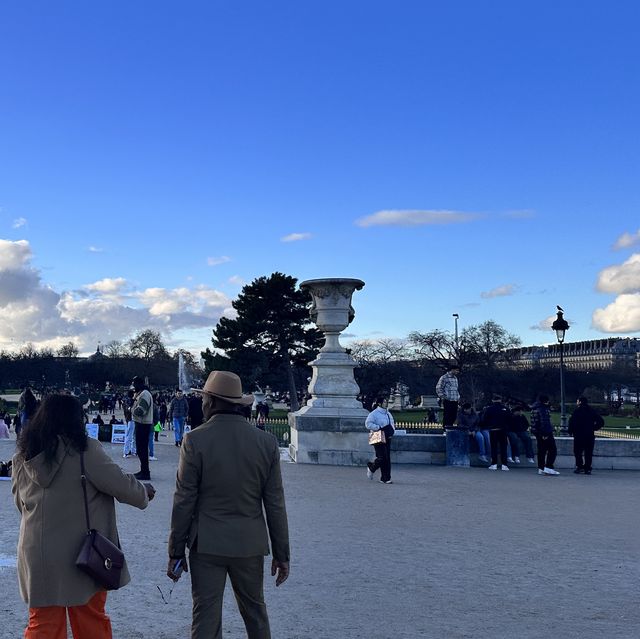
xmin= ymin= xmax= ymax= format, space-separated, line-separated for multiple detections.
xmin=1 ymin=436 xmax=639 ymax=639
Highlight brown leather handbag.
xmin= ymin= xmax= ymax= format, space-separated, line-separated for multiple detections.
xmin=75 ymin=453 xmax=125 ymax=590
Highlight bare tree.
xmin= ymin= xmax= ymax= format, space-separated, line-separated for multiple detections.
xmin=57 ymin=342 xmax=79 ymax=358
xmin=128 ymin=330 xmax=170 ymax=364
xmin=349 ymin=339 xmax=408 ymax=365
xmin=409 ymin=320 xmax=521 ymax=404
xmin=18 ymin=343 xmax=38 ymax=359
xmin=104 ymin=340 xmax=129 ymax=358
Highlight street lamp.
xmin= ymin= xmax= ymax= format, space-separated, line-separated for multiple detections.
xmin=551 ymin=308 xmax=570 ymax=430
xmin=453 ymin=313 xmax=459 ymax=348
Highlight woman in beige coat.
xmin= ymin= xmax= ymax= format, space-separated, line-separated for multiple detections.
xmin=12 ymin=393 xmax=155 ymax=639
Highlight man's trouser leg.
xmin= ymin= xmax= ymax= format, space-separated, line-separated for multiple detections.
xmin=174 ymin=417 xmax=184 ymax=443
xmin=442 ymin=400 xmax=457 ymax=427
xmin=190 ymin=551 xmax=227 ymax=639
xmin=190 ymin=552 xmax=270 ymax=639
xmin=536 ymin=435 xmax=547 ymax=470
xmin=229 ymin=556 xmax=271 ymax=639
xmin=583 ymin=435 xmax=595 ymax=472
xmin=546 ymin=435 xmax=557 ymax=468
xmin=489 ymin=430 xmax=500 ymax=465
xmin=573 ymin=436 xmax=584 ymax=469
xmin=134 ymin=422 xmax=151 ymax=476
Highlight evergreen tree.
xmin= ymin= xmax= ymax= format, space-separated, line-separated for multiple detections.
xmin=203 ymin=272 xmax=323 ymax=411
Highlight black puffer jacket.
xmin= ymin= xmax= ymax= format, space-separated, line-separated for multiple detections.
xmin=480 ymin=402 xmax=511 ymax=431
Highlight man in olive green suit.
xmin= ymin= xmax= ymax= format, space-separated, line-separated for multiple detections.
xmin=167 ymin=371 xmax=290 ymax=639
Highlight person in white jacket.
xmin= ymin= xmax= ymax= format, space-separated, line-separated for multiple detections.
xmin=365 ymin=397 xmax=396 ymax=484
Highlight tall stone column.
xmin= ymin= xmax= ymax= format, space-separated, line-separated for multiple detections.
xmin=289 ymin=278 xmax=370 ymax=465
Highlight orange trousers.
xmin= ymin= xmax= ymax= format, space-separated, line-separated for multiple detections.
xmin=24 ymin=591 xmax=112 ymax=639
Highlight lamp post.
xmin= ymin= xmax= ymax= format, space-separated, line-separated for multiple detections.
xmin=453 ymin=313 xmax=459 ymax=349
xmin=551 ymin=309 xmax=570 ymax=431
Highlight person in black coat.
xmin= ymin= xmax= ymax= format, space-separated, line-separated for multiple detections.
xmin=568 ymin=396 xmax=604 ymax=474
xmin=187 ymin=393 xmax=204 ymax=429
xmin=480 ymin=394 xmax=512 ymax=471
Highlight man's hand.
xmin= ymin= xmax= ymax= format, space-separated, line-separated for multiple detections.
xmin=144 ymin=483 xmax=156 ymax=501
xmin=271 ymin=559 xmax=289 ymax=587
xmin=167 ymin=557 xmax=188 ymax=582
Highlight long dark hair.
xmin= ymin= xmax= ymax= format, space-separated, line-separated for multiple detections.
xmin=17 ymin=394 xmax=88 ymax=462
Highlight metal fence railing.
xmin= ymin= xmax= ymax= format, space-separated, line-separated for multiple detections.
xmin=255 ymin=418 xmax=640 ymax=444
xmin=252 ymin=419 xmax=291 ymax=447
xmin=596 ymin=429 xmax=640 ymax=440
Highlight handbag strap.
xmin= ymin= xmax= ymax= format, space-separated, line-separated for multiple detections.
xmin=80 ymin=452 xmax=91 ymax=533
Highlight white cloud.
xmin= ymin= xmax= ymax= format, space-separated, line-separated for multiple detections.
xmin=530 ymin=315 xmax=558 ymax=331
xmin=87 ymin=246 xmax=104 ymax=253
xmin=207 ymin=256 xmax=231 ymax=266
xmin=596 ymin=253 xmax=640 ymax=294
xmin=355 ymin=209 xmax=479 ymax=228
xmin=0 ymin=239 xmax=31 ymax=269
xmin=480 ymin=284 xmax=517 ymax=299
xmin=281 ymin=232 xmax=312 ymax=242
xmin=84 ymin=277 xmax=127 ymax=294
xmin=592 ymin=294 xmax=640 ymax=333
xmin=0 ymin=238 xmax=233 ymax=353
xmin=612 ymin=229 xmax=640 ymax=251
xmin=228 ymin=275 xmax=245 ymax=286
xmin=12 ymin=217 xmax=27 ymax=229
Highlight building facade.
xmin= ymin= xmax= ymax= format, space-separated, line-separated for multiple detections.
xmin=506 ymin=337 xmax=640 ymax=371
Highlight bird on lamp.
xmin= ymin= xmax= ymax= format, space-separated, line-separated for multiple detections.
xmin=557 ymin=305 xmax=564 ymax=312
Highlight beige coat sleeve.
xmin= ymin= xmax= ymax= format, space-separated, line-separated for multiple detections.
xmin=11 ymin=457 xmax=24 ymax=514
xmin=262 ymin=439 xmax=290 ymax=562
xmin=84 ymin=439 xmax=148 ymax=509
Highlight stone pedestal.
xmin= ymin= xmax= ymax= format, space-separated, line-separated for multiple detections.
xmin=420 ymin=395 xmax=440 ymax=409
xmin=445 ymin=429 xmax=470 ymax=467
xmin=289 ymin=278 xmax=369 ymax=465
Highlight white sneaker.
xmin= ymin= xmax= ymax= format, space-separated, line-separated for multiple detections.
xmin=538 ymin=469 xmax=545 ymax=475
xmin=544 ymin=467 xmax=560 ymax=475
xmin=514 ymin=457 xmax=521 ymax=464
xmin=122 ymin=453 xmax=129 ymax=458
xmin=501 ymin=465 xmax=510 ymax=471
xmin=488 ymin=464 xmax=498 ymax=470
xmin=479 ymin=455 xmax=488 ymax=463
xmin=507 ymin=457 xmax=514 ymax=463
xmin=528 ymin=458 xmax=536 ymax=464
xmin=149 ymin=456 xmax=158 ymax=461
xmin=366 ymin=467 xmax=374 ymax=480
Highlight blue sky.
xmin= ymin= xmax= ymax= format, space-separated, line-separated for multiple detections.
xmin=1 ymin=1 xmax=639 ymax=356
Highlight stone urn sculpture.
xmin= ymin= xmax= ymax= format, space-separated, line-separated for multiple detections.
xmin=289 ymin=278 xmax=370 ymax=465
xmin=298 ymin=278 xmax=365 ymax=412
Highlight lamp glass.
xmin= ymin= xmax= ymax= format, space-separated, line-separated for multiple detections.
xmin=555 ymin=328 xmax=565 ymax=343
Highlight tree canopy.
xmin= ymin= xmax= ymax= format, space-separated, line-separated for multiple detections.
xmin=203 ymin=272 xmax=323 ymax=410
xmin=128 ymin=329 xmax=170 ymax=364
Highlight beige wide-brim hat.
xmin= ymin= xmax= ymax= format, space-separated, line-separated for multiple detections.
xmin=191 ymin=370 xmax=254 ymax=406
